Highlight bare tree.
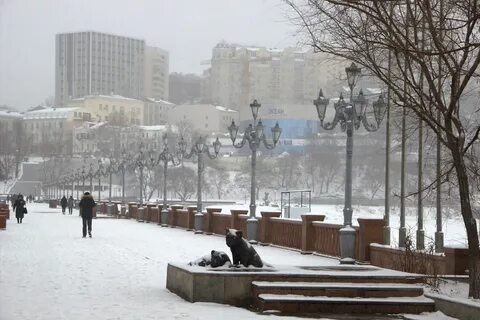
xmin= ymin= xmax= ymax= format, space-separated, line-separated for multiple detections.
xmin=204 ymin=159 xmax=230 ymax=200
xmin=286 ymin=0 xmax=480 ymax=297
xmin=169 ymin=164 xmax=196 ymax=201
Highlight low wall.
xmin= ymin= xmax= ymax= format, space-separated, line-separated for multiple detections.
xmin=370 ymin=244 xmax=470 ymax=276
xmin=115 ymin=203 xmax=385 ymax=262
xmin=426 ymin=293 xmax=480 ymax=320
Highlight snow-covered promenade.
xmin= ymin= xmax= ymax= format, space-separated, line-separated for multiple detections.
xmin=0 ymin=203 xmax=338 ymax=320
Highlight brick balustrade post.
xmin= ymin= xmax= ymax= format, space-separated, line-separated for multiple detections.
xmin=186 ymin=206 xmax=197 ymax=231
xmin=357 ymin=218 xmax=384 ymax=261
xmin=170 ymin=205 xmax=184 ymax=227
xmin=230 ymin=209 xmax=248 ymax=230
xmin=301 ymin=214 xmax=326 ymax=254
xmin=205 ymin=208 xmax=222 ymax=235
xmin=445 ymin=247 xmax=470 ymax=275
xmin=259 ymin=211 xmax=282 ymax=245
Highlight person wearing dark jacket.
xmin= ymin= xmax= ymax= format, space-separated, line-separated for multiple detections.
xmin=60 ymin=196 xmax=68 ymax=214
xmin=13 ymin=194 xmax=27 ymax=224
xmin=67 ymin=196 xmax=74 ymax=215
xmin=79 ymin=192 xmax=96 ymax=238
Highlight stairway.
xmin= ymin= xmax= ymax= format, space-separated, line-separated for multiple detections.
xmin=253 ymin=281 xmax=435 ymax=316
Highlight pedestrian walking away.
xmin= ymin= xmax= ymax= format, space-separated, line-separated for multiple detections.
xmin=60 ymin=195 xmax=67 ymax=214
xmin=79 ymin=192 xmax=96 ymax=238
xmin=13 ymin=194 xmax=27 ymax=224
xmin=67 ymin=195 xmax=74 ymax=215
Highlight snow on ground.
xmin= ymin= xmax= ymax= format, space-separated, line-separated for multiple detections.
xmin=0 ymin=203 xmax=461 ymax=320
xmin=0 ymin=203 xmax=340 ymax=320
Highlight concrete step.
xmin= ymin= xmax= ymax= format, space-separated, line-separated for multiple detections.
xmin=256 ymin=294 xmax=435 ymax=315
xmin=252 ymin=281 xmax=424 ymax=298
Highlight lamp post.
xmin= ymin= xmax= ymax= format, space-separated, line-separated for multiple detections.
xmin=156 ymin=134 xmax=181 ymax=226
xmin=178 ymin=135 xmax=221 ymax=233
xmin=96 ymin=159 xmax=105 ymax=201
xmin=131 ymin=143 xmax=153 ymax=222
xmin=228 ymin=100 xmax=282 ymax=243
xmin=80 ymin=166 xmax=85 ymax=194
xmin=88 ymin=162 xmax=94 ymax=193
xmin=313 ymin=62 xmax=386 ymax=263
xmin=120 ymin=149 xmax=128 ymax=204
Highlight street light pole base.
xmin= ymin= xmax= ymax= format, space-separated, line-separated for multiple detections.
xmin=246 ymin=217 xmax=258 ymax=243
xmin=137 ymin=206 xmax=145 ymax=223
xmin=160 ymin=209 xmax=169 ymax=227
xmin=339 ymin=226 xmax=356 ymax=263
xmin=194 ymin=212 xmax=204 ymax=234
xmin=340 ymin=257 xmax=356 ymax=265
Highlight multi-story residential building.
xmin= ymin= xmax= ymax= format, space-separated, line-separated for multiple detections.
xmin=167 ymin=104 xmax=238 ymax=134
xmin=143 ymin=98 xmax=175 ymax=125
xmin=144 ymin=46 xmax=169 ymax=100
xmin=22 ymin=106 xmax=86 ymax=155
xmin=72 ymin=124 xmax=168 ymax=155
xmin=55 ymin=31 xmax=169 ymax=106
xmin=0 ymin=109 xmax=23 ymax=154
xmin=203 ymin=41 xmax=345 ymax=121
xmin=68 ymin=94 xmax=144 ymax=126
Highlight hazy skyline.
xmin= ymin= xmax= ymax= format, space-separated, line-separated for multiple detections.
xmin=0 ymin=0 xmax=297 ymax=109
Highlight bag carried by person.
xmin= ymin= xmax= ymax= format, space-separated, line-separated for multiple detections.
xmin=23 ymin=207 xmax=28 ymax=214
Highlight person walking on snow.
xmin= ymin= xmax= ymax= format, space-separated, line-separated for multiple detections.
xmin=67 ymin=195 xmax=74 ymax=215
xmin=79 ymin=192 xmax=96 ymax=238
xmin=60 ymin=195 xmax=68 ymax=214
xmin=13 ymin=194 xmax=27 ymax=224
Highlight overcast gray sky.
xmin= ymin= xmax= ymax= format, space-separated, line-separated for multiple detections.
xmin=0 ymin=0 xmax=297 ymax=109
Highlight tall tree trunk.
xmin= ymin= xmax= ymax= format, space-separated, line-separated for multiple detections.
xmin=451 ymin=144 xmax=480 ymax=298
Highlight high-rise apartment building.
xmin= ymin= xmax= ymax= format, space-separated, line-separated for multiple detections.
xmin=204 ymin=42 xmax=344 ymax=120
xmin=144 ymin=46 xmax=169 ymax=101
xmin=55 ymin=31 xmax=169 ymax=106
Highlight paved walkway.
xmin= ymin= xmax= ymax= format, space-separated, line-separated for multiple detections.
xmin=0 ymin=203 xmax=339 ymax=320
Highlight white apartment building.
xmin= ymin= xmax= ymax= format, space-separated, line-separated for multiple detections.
xmin=143 ymin=98 xmax=175 ymax=125
xmin=0 ymin=109 xmax=23 ymax=155
xmin=55 ymin=31 xmax=169 ymax=106
xmin=204 ymin=41 xmax=345 ymax=121
xmin=144 ymin=46 xmax=169 ymax=101
xmin=167 ymin=104 xmax=238 ymax=134
xmin=68 ymin=94 xmax=144 ymax=125
xmin=23 ymin=107 xmax=86 ymax=155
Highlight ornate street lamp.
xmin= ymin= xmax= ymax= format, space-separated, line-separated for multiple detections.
xmin=88 ymin=162 xmax=94 ymax=194
xmin=228 ymin=99 xmax=282 ymax=243
xmin=96 ymin=159 xmax=105 ymax=201
xmin=81 ymin=166 xmax=86 ymax=195
xmin=130 ymin=143 xmax=155 ymax=222
xmin=120 ymin=149 xmax=128 ymax=205
xmin=313 ymin=64 xmax=386 ymax=264
xmin=155 ymin=134 xmax=181 ymax=227
xmin=179 ymin=135 xmax=221 ymax=233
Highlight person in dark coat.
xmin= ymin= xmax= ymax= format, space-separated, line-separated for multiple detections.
xmin=79 ymin=192 xmax=96 ymax=238
xmin=60 ymin=196 xmax=68 ymax=214
xmin=67 ymin=196 xmax=74 ymax=215
xmin=13 ymin=194 xmax=26 ymax=224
